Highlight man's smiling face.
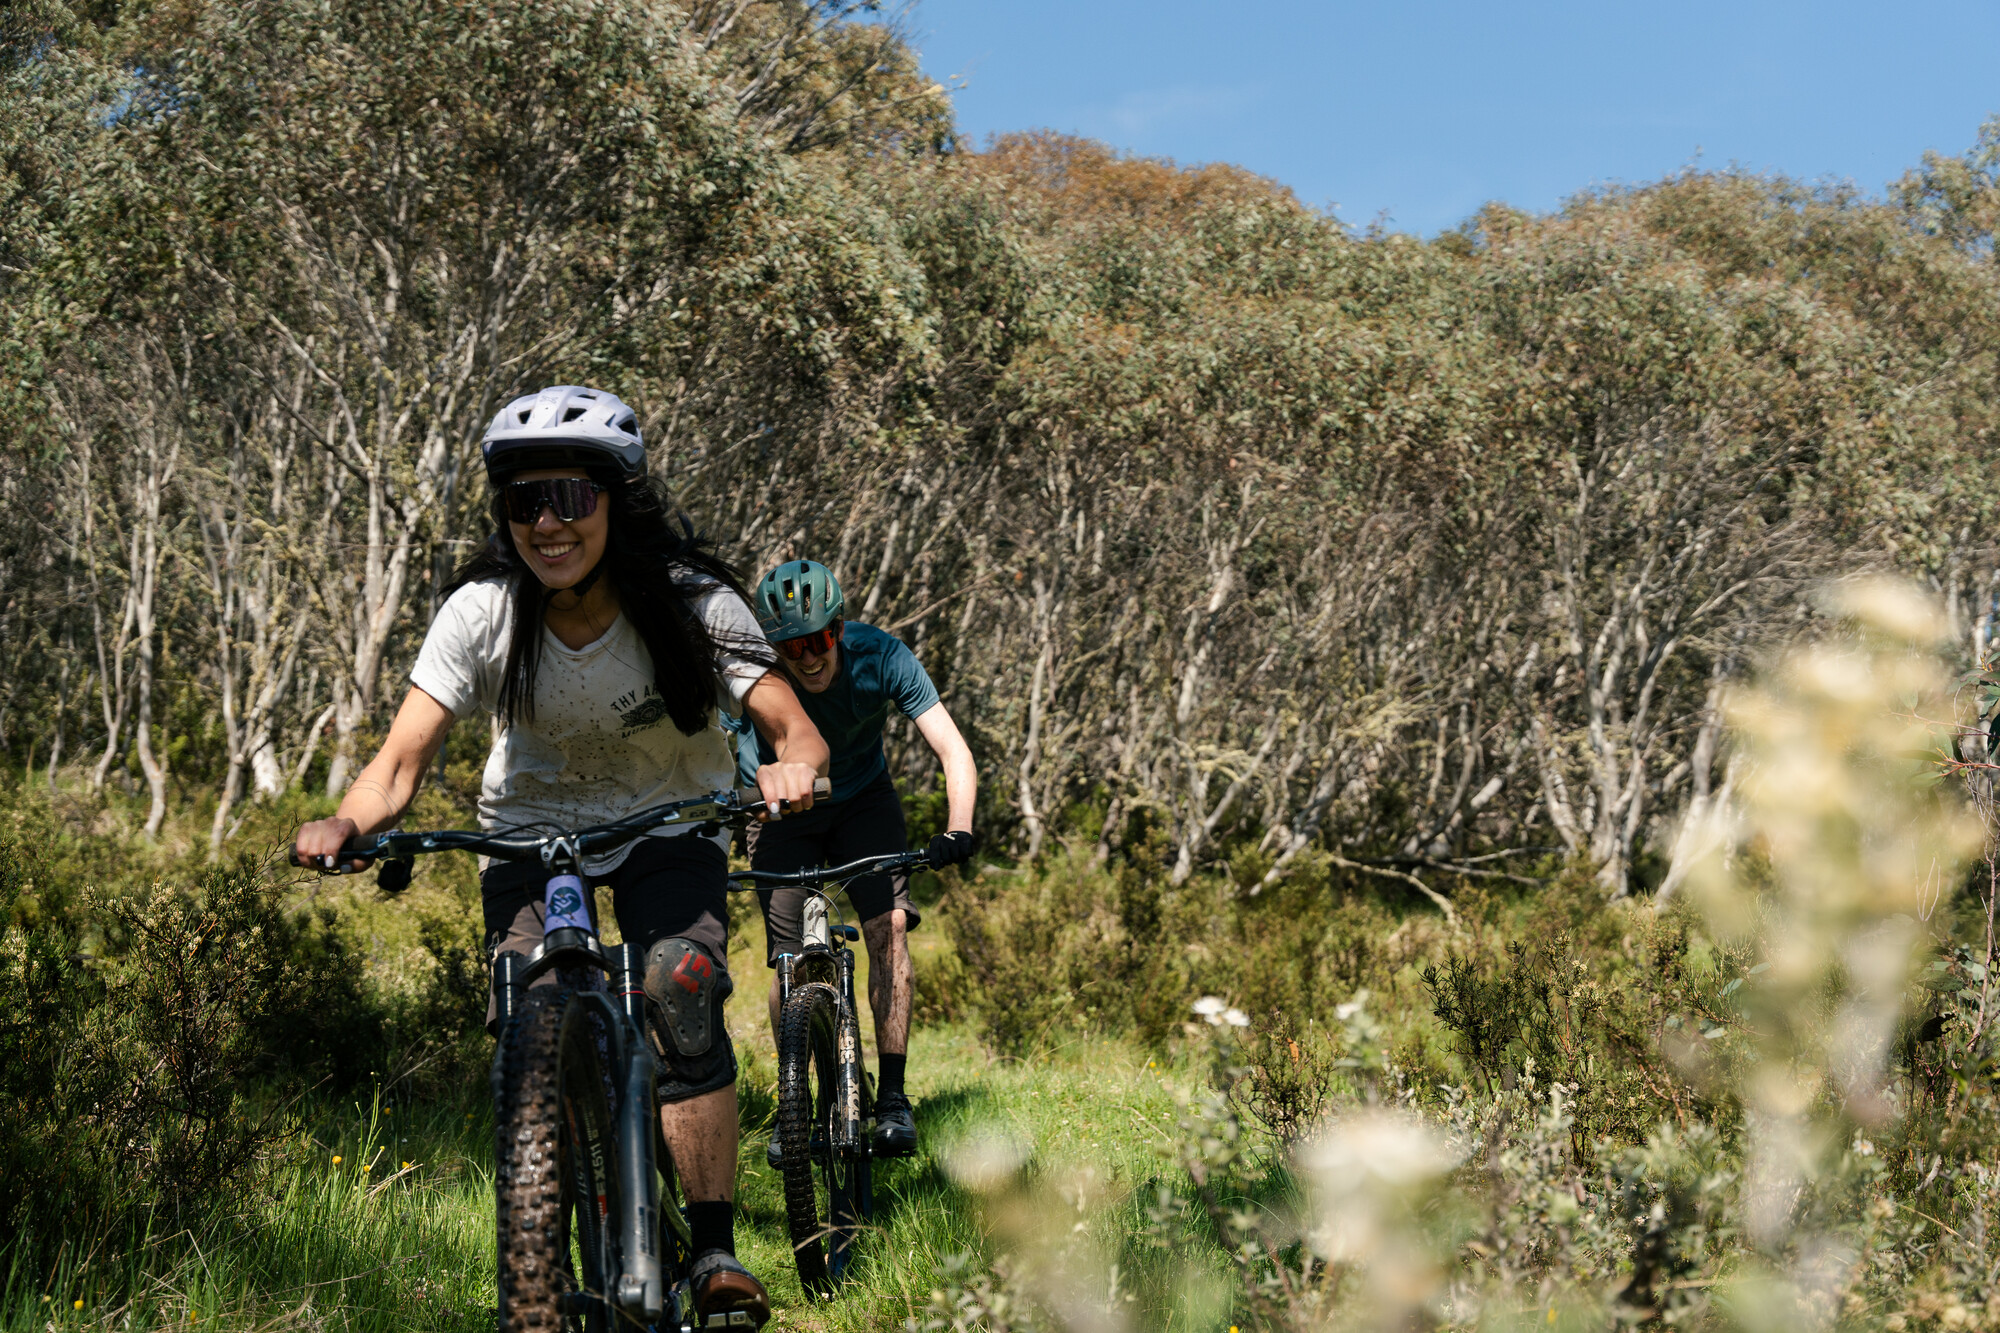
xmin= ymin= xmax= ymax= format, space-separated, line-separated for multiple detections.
xmin=778 ymin=623 xmax=841 ymax=694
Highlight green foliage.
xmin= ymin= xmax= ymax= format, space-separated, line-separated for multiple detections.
xmin=8 ymin=2 xmax=2000 ymax=901
xmin=0 ymin=798 xmax=486 ymax=1277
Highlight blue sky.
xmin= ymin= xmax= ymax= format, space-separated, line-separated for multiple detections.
xmin=908 ymin=0 xmax=2000 ymax=236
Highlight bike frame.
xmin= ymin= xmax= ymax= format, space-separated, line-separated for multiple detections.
xmin=299 ymin=787 xmax=807 ymax=1328
xmin=296 ymin=782 xmax=924 ymax=1318
xmin=736 ymin=851 xmax=928 ymax=1163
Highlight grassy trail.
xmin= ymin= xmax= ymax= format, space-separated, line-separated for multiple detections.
xmin=7 ymin=886 xmax=1204 ymax=1332
xmin=6 ymin=1024 xmax=1184 ymax=1332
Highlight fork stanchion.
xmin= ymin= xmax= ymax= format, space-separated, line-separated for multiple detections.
xmin=836 ymin=947 xmax=863 ymax=1152
xmin=494 ymin=950 xmax=526 ymax=1027
xmin=614 ymin=943 xmax=646 ymax=1027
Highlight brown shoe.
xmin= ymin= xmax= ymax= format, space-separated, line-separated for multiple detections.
xmin=691 ymin=1249 xmax=771 ymax=1329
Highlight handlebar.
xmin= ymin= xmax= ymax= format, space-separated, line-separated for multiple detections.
xmin=728 ymin=848 xmax=934 ymax=890
xmin=289 ymin=778 xmax=833 ymax=879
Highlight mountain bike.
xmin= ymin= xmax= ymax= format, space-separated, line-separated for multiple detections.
xmin=731 ymin=847 xmax=936 ymax=1296
xmin=293 ymin=781 xmax=830 ymax=1332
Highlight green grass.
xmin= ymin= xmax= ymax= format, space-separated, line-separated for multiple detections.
xmin=2 ymin=1021 xmax=1200 ymax=1332
xmin=2 ymin=845 xmax=1220 ymax=1333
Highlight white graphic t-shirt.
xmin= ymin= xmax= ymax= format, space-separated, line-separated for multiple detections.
xmin=409 ymin=576 xmax=768 ymax=872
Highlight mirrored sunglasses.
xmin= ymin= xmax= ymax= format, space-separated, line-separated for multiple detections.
xmin=776 ymin=627 xmax=837 ymax=660
xmin=504 ymin=477 xmax=604 ymax=524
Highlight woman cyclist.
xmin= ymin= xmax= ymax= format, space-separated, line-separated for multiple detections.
xmin=294 ymin=385 xmax=823 ymax=1327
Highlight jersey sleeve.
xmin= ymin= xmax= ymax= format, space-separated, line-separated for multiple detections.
xmin=883 ymin=635 xmax=942 ymax=720
xmin=692 ymin=584 xmax=773 ymax=717
xmin=409 ymin=580 xmax=508 ymax=719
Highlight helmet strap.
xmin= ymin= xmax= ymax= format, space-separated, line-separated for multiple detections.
xmin=551 ymin=554 xmax=607 ymax=608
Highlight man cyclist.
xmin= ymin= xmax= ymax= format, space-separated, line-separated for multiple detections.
xmin=731 ymin=559 xmax=977 ymax=1160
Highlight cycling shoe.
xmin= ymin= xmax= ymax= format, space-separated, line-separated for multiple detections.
xmin=690 ymin=1249 xmax=770 ymax=1329
xmin=872 ymin=1092 xmax=917 ymax=1158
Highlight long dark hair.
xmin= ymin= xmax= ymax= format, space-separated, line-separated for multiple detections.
xmin=443 ymin=474 xmax=775 ymax=735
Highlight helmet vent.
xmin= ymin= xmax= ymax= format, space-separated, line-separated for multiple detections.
xmin=617 ymin=416 xmax=636 ymax=434
xmin=516 ymin=409 xmax=532 ymax=424
xmin=562 ymin=406 xmax=587 ymax=423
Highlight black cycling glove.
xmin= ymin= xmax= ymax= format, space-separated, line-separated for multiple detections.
xmin=927 ymin=830 xmax=975 ymax=867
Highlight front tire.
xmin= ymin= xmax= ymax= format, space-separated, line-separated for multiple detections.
xmin=494 ymin=988 xmax=619 ymax=1332
xmin=777 ymin=981 xmax=867 ymax=1295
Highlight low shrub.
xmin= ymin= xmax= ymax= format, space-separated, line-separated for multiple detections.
xmin=0 ymin=814 xmax=489 ymax=1278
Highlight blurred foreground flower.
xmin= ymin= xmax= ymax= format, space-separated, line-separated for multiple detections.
xmin=933 ymin=1126 xmax=1130 ymax=1333
xmin=1681 ymin=579 xmax=1981 ymax=1314
xmin=1193 ymin=995 xmax=1249 ymax=1028
xmin=1301 ymin=1108 xmax=1462 ymax=1329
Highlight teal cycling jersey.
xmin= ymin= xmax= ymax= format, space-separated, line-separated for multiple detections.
xmin=729 ymin=621 xmax=940 ymax=802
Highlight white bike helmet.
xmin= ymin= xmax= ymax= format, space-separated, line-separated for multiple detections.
xmin=480 ymin=385 xmax=646 ymax=482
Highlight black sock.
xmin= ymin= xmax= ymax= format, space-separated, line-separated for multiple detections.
xmin=687 ymin=1200 xmax=734 ymax=1256
xmin=878 ymin=1053 xmax=907 ymax=1101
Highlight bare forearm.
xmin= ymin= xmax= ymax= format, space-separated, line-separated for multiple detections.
xmin=334 ymin=753 xmax=424 ymax=835
xmin=773 ymin=729 xmax=829 ymax=776
xmin=296 ymin=687 xmax=453 ymax=865
xmin=914 ymin=704 xmax=977 ymax=833
xmin=944 ymin=749 xmax=977 ymax=832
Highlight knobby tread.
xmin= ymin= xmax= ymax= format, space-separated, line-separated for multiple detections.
xmin=493 ymin=988 xmax=612 ymax=1332
xmin=775 ymin=982 xmax=839 ymax=1294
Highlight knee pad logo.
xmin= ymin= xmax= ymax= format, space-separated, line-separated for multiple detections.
xmin=644 ymin=937 xmax=731 ymax=1060
xmin=671 ymin=950 xmax=713 ymax=995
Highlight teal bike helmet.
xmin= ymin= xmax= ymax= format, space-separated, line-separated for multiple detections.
xmin=754 ymin=560 xmax=845 ymax=641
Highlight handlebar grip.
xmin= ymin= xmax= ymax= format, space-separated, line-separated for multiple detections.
xmin=287 ymin=841 xmax=376 ymax=874
xmin=734 ymin=777 xmax=834 ymax=806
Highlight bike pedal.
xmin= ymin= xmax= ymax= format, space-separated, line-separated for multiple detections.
xmin=701 ymin=1312 xmax=758 ymax=1329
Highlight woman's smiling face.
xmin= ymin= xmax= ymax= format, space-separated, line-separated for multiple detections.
xmin=507 ymin=468 xmax=609 ymax=591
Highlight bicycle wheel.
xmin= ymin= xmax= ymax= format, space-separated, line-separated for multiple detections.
xmin=777 ymin=981 xmax=867 ymax=1295
xmin=494 ymin=988 xmax=620 ymax=1332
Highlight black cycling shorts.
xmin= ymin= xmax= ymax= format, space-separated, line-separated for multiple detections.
xmin=746 ymin=771 xmax=918 ymax=968
xmin=479 ymin=833 xmax=730 ymax=1034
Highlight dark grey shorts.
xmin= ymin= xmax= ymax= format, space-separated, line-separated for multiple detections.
xmin=747 ymin=772 xmax=919 ymax=967
xmin=479 ymin=834 xmax=730 ymax=1033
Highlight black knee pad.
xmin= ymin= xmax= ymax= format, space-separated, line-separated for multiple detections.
xmin=642 ymin=937 xmax=737 ymax=1102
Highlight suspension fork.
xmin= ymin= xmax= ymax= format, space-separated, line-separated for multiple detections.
xmin=835 ymin=945 xmax=864 ymax=1152
xmin=610 ymin=943 xmax=664 ymax=1322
